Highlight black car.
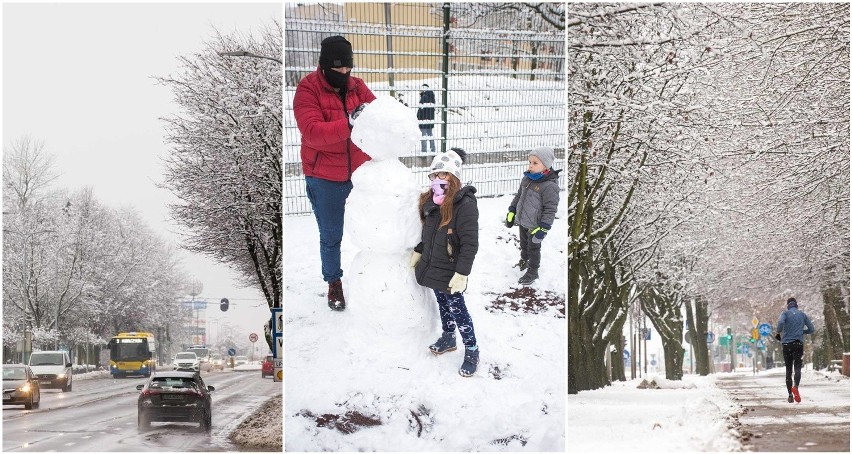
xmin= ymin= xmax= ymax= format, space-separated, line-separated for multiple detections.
xmin=136 ymin=371 xmax=214 ymax=431
xmin=2 ymin=364 xmax=41 ymax=410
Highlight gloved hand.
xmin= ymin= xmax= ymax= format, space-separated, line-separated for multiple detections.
xmin=409 ymin=251 xmax=421 ymax=269
xmin=505 ymin=209 xmax=516 ymax=228
xmin=448 ymin=272 xmax=468 ymax=294
xmin=775 ymin=332 xmax=781 ymax=341
xmin=349 ymin=103 xmax=368 ymax=128
xmin=530 ymin=222 xmax=551 ymax=244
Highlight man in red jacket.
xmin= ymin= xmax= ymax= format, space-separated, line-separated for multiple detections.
xmin=293 ymin=35 xmax=376 ymax=311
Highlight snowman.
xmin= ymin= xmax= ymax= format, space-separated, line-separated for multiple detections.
xmin=343 ymin=95 xmax=438 ymax=364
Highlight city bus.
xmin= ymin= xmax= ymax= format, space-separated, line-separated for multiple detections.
xmin=106 ymin=332 xmax=157 ymax=378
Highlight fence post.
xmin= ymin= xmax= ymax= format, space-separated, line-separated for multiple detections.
xmin=441 ymin=2 xmax=450 ymax=155
xmin=384 ymin=3 xmax=396 ymax=98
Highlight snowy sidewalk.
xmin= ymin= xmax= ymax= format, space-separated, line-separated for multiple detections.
xmin=717 ymin=368 xmax=850 ymax=452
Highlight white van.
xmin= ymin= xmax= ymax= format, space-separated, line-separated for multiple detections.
xmin=28 ymin=350 xmax=73 ymax=392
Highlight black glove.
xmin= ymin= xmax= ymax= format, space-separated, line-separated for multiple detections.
xmin=349 ymin=103 xmax=368 ymax=128
xmin=505 ymin=208 xmax=516 ymax=228
xmin=774 ymin=332 xmax=781 ymax=341
xmin=531 ymin=222 xmax=551 ymax=244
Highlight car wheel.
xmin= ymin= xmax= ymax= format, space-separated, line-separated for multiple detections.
xmin=24 ymin=394 xmax=33 ymax=410
xmin=33 ymin=390 xmax=40 ymax=409
xmin=138 ymin=411 xmax=151 ymax=432
xmin=203 ymin=409 xmax=212 ymax=432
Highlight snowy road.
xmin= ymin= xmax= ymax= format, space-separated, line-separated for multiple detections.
xmin=718 ymin=368 xmax=850 ymax=452
xmin=2 ymin=370 xmax=280 ymax=452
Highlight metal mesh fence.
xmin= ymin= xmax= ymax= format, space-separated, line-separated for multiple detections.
xmin=285 ymin=2 xmax=565 ymax=215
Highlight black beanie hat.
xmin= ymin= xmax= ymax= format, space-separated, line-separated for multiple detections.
xmin=319 ymin=36 xmax=353 ymax=69
xmin=787 ymin=297 xmax=798 ymax=308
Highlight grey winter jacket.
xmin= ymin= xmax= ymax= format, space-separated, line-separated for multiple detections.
xmin=414 ymin=186 xmax=479 ymax=292
xmin=509 ymin=170 xmax=560 ymax=229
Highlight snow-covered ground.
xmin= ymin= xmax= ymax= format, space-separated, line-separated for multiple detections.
xmin=285 ymin=193 xmax=567 ymax=451
xmin=568 ymin=373 xmax=743 ymax=452
xmin=568 ymin=366 xmax=851 ymax=452
xmin=228 ymin=393 xmax=283 ymax=452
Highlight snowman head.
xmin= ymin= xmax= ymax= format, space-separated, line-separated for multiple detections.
xmin=351 ymin=95 xmax=420 ymax=161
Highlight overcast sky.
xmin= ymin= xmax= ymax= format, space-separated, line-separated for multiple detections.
xmin=2 ymin=2 xmax=281 ymax=346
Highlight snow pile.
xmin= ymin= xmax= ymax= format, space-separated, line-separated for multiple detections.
xmin=285 ymin=193 xmax=566 ymax=451
xmin=228 ymin=393 xmax=282 ymax=451
xmin=569 ymin=374 xmax=741 ymax=452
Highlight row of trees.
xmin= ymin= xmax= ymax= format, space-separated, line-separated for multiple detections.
xmin=568 ymin=3 xmax=849 ymax=393
xmin=2 ymin=137 xmax=192 ymax=361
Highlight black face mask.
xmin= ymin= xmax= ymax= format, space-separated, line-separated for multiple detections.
xmin=323 ymin=68 xmax=350 ymax=90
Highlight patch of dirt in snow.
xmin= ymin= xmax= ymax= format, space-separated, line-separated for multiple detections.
xmin=297 ymin=409 xmax=382 ymax=434
xmin=228 ymin=394 xmax=282 ymax=451
xmin=490 ymin=433 xmax=528 ymax=447
xmin=486 ymin=287 xmax=565 ymax=318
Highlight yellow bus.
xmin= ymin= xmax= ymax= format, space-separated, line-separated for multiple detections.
xmin=106 ymin=332 xmax=157 ymax=378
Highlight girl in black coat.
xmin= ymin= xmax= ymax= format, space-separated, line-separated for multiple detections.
xmin=409 ymin=148 xmax=480 ymax=377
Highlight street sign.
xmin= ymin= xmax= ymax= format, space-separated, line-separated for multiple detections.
xmin=623 ymin=349 xmax=630 ymax=360
xmin=757 ymin=339 xmax=766 ymax=350
xmin=706 ymin=332 xmax=715 ymax=344
xmin=227 ymin=347 xmax=236 ymax=357
xmin=758 ymin=323 xmax=772 ymax=336
xmin=751 ymin=328 xmax=760 ymax=341
xmin=273 ymin=359 xmax=282 ymax=382
xmin=271 ymin=307 xmax=283 ymax=359
xmin=650 ymin=359 xmax=657 ymax=366
xmin=752 ymin=316 xmax=759 ymax=328
xmin=249 ymin=332 xmax=258 ymax=343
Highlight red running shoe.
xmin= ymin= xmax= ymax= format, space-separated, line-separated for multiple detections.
xmin=791 ymin=386 xmax=801 ymax=403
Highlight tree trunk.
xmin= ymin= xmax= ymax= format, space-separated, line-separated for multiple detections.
xmin=685 ymin=296 xmax=711 ymax=375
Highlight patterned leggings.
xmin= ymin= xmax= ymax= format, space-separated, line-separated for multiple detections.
xmin=434 ymin=289 xmax=477 ymax=348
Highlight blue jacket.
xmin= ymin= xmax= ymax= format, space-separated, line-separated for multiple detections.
xmin=776 ymin=308 xmax=815 ymax=344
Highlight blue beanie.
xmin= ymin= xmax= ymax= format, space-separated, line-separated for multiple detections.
xmin=787 ymin=298 xmax=798 ymax=309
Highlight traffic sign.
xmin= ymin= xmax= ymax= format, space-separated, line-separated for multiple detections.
xmin=249 ymin=332 xmax=258 ymax=343
xmin=757 ymin=339 xmax=766 ymax=350
xmin=752 ymin=316 xmax=759 ymax=328
xmin=758 ymin=323 xmax=772 ymax=336
xmin=706 ymin=332 xmax=715 ymax=344
xmin=272 ymin=307 xmax=283 ymax=359
xmin=228 ymin=347 xmax=236 ymax=357
xmin=273 ymin=359 xmax=282 ymax=382
xmin=751 ymin=328 xmax=760 ymax=341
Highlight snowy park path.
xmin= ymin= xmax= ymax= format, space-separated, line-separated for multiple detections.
xmin=717 ymin=368 xmax=850 ymax=452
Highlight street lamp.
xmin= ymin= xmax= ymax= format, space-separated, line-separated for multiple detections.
xmin=218 ymin=50 xmax=282 ymax=65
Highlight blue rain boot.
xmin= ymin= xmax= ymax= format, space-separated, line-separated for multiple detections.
xmin=429 ymin=332 xmax=457 ymax=355
xmin=459 ymin=346 xmax=480 ymax=377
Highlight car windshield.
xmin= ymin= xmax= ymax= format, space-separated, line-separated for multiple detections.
xmin=2 ymin=368 xmax=26 ymax=380
xmin=29 ymin=353 xmax=64 ymax=366
xmin=149 ymin=376 xmax=198 ymax=389
xmin=175 ymin=353 xmax=196 ymax=360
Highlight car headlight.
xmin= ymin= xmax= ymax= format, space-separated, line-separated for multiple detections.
xmin=18 ymin=383 xmax=31 ymax=393
xmin=56 ymin=373 xmax=66 ymax=379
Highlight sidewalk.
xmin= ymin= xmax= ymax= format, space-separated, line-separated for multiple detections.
xmin=716 ymin=367 xmax=849 ymax=452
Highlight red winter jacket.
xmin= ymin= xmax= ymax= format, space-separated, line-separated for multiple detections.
xmin=293 ymin=67 xmax=376 ymax=182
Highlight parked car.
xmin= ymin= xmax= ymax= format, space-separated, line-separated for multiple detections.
xmin=2 ymin=364 xmax=41 ymax=409
xmin=136 ymin=371 xmax=214 ymax=432
xmin=28 ymin=350 xmax=73 ymax=392
xmin=234 ymin=356 xmax=248 ymax=367
xmin=261 ymin=355 xmax=274 ymax=378
xmin=172 ymin=352 xmax=200 ymax=373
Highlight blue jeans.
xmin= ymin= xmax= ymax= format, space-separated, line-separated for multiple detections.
xmin=434 ymin=289 xmax=477 ymax=347
xmin=305 ymin=176 xmax=353 ymax=282
xmin=420 ymin=126 xmax=435 ymax=153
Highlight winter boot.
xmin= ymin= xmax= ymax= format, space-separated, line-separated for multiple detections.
xmin=791 ymin=386 xmax=801 ymax=403
xmin=429 ymin=332 xmax=457 ymax=355
xmin=327 ymin=279 xmax=345 ymax=311
xmin=518 ymin=267 xmax=539 ymax=285
xmin=459 ymin=346 xmax=480 ymax=377
xmin=513 ymin=259 xmax=528 ymax=271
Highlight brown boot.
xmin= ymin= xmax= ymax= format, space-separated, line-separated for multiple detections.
xmin=328 ymin=279 xmax=345 ymax=311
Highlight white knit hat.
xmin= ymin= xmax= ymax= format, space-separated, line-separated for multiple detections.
xmin=428 ymin=148 xmax=466 ymax=181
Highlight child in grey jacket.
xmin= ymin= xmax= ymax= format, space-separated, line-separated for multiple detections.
xmin=505 ymin=147 xmax=561 ymax=285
